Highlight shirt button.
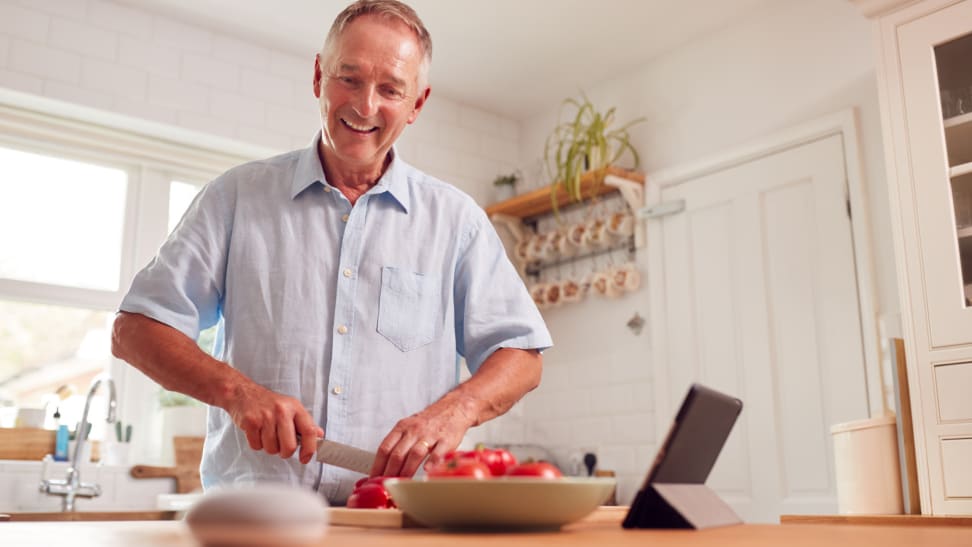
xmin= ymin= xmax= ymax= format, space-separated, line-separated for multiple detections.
xmin=342 ymin=214 xmax=349 ymax=222
xmin=343 ymin=268 xmax=352 ymax=278
xmin=332 ymin=386 xmax=343 ymax=395
xmin=337 ymin=325 xmax=348 ymax=335
xmin=324 ymin=186 xmax=331 ymax=193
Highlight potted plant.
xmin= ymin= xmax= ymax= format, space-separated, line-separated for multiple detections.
xmin=492 ymin=171 xmax=520 ymax=203
xmin=544 ymin=93 xmax=645 ymax=210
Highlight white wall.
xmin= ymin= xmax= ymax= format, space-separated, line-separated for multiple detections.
xmin=0 ymin=0 xmax=519 ymax=205
xmin=469 ymin=0 xmax=897 ymax=506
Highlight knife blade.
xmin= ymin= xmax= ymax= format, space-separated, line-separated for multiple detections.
xmin=315 ymin=439 xmax=376 ymax=475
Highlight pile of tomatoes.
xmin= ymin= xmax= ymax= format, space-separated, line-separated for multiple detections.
xmin=426 ymin=446 xmax=562 ymax=479
xmin=345 ymin=445 xmax=563 ymax=509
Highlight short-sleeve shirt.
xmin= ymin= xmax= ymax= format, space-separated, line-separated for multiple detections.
xmin=119 ymin=133 xmax=552 ymax=502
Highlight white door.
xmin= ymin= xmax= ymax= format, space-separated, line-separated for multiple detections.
xmin=651 ymin=134 xmax=869 ymax=522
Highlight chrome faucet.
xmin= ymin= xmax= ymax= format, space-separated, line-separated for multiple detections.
xmin=39 ymin=375 xmax=117 ymax=511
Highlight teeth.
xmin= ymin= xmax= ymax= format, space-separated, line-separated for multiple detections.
xmin=343 ymin=119 xmax=376 ymax=132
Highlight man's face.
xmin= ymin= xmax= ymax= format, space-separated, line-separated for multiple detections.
xmin=314 ymin=15 xmax=429 ymax=173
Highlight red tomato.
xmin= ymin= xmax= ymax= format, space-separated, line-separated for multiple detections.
xmin=444 ymin=445 xmax=518 ymax=476
xmin=347 ymin=478 xmax=396 ymax=509
xmin=354 ymin=476 xmax=392 ymax=490
xmin=477 ymin=448 xmax=517 ymax=476
xmin=426 ymin=457 xmax=492 ymax=479
xmin=505 ymin=461 xmax=563 ymax=479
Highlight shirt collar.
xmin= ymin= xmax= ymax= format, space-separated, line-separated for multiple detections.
xmin=291 ymin=131 xmax=411 ymax=214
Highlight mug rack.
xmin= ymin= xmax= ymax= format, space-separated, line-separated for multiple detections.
xmin=488 ymin=169 xmax=646 ymax=281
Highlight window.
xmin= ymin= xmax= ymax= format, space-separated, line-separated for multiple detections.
xmin=0 ymin=97 xmax=262 ymax=442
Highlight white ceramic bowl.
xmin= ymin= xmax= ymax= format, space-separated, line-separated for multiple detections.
xmin=384 ymin=477 xmax=615 ymax=531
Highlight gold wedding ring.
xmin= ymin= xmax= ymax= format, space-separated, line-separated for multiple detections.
xmin=419 ymin=440 xmax=432 ymax=450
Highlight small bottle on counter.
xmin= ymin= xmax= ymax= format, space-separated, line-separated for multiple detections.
xmin=53 ymin=407 xmax=69 ymax=462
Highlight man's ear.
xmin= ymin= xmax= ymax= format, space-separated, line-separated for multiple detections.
xmin=407 ymin=86 xmax=431 ymax=124
xmin=313 ymin=55 xmax=323 ymax=99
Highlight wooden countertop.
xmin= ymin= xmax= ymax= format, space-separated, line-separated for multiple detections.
xmin=2 ymin=518 xmax=970 ymax=547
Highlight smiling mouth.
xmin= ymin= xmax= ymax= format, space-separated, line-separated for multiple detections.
xmin=341 ymin=118 xmax=379 ymax=133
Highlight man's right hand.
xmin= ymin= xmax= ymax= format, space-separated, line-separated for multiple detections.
xmin=223 ymin=381 xmax=323 ymax=464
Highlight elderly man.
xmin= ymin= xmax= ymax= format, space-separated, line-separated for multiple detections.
xmin=111 ymin=0 xmax=550 ymax=503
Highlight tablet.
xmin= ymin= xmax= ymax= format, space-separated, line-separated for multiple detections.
xmin=622 ymin=383 xmax=743 ymax=528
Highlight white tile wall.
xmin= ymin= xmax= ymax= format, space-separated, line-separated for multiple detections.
xmin=0 ymin=0 xmax=518 ymax=204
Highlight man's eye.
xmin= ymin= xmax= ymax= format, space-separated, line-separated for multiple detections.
xmin=381 ymin=87 xmax=404 ymax=99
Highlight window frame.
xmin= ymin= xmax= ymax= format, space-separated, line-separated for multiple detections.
xmin=0 ymin=90 xmax=276 ymax=462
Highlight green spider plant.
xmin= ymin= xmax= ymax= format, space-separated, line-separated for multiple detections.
xmin=543 ymin=94 xmax=644 ymax=213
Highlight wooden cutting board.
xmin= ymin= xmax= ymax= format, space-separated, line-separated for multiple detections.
xmin=130 ymin=436 xmax=204 ymax=493
xmin=328 ymin=508 xmax=424 ymax=528
xmin=0 ymin=428 xmax=54 ymax=460
xmin=326 ymin=505 xmax=627 ymax=529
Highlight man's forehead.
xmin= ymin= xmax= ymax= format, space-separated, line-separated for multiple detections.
xmin=334 ymin=61 xmax=408 ymax=86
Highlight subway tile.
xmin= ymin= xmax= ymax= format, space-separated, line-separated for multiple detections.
xmin=21 ymin=0 xmax=88 ymax=19
xmin=598 ymin=444 xmax=638 ymax=475
xmin=270 ymin=49 xmax=312 ymax=80
xmin=209 ymin=89 xmax=265 ymax=129
xmin=480 ymin=133 xmax=519 ymax=164
xmin=571 ymin=417 xmax=613 ymax=447
xmin=147 ymin=74 xmax=208 ymax=113
xmin=212 ymin=33 xmax=270 ymax=71
xmin=419 ymin=96 xmax=459 ymax=125
xmin=402 ymin=117 xmax=438 ymax=146
xmin=236 ymin=124 xmax=293 ymax=152
xmin=414 ymin=141 xmax=460 ymax=176
xmin=589 ymin=384 xmax=634 ymax=416
xmin=0 ymin=35 xmax=9 ymax=69
xmin=176 ymin=109 xmax=237 ymax=141
xmin=87 ymin=0 xmax=153 ymax=37
xmin=43 ymin=79 xmax=114 ymax=111
xmin=458 ymin=104 xmax=501 ymax=136
xmin=50 ymin=16 xmax=116 ymax=61
xmin=114 ymin=96 xmax=177 ymax=125
xmin=611 ymin=413 xmax=655 ymax=444
xmin=0 ymin=3 xmax=51 ymax=42
xmin=81 ymin=56 xmax=147 ymax=98
xmin=239 ymin=67 xmax=293 ymax=103
xmin=265 ymin=102 xmax=317 ymax=138
xmin=439 ymin=125 xmax=480 ymax=155
xmin=117 ymin=35 xmax=180 ymax=78
xmin=153 ymin=16 xmax=212 ymax=54
xmin=9 ymin=39 xmax=81 ymax=83
xmin=182 ymin=52 xmax=239 ymax=91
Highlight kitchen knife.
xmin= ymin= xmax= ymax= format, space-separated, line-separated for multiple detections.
xmin=315 ymin=439 xmax=376 ymax=475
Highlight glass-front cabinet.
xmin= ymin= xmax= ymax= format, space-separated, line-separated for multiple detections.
xmin=937 ymin=34 xmax=972 ymax=307
xmin=866 ymin=0 xmax=972 ymax=516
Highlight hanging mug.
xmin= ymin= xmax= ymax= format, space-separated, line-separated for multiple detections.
xmin=567 ymin=221 xmax=587 ymax=254
xmin=529 ymin=282 xmax=549 ymax=309
xmin=610 ymin=262 xmax=641 ymax=294
xmin=560 ymin=275 xmax=586 ymax=304
xmin=607 ymin=211 xmax=635 ymax=240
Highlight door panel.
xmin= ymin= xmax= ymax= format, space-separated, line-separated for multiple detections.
xmin=654 ymin=134 xmax=869 ymax=522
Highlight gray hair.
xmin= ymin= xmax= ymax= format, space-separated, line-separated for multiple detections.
xmin=321 ymin=0 xmax=432 ymax=87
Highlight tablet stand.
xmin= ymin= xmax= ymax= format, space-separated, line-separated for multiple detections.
xmin=625 ymin=483 xmax=742 ymax=530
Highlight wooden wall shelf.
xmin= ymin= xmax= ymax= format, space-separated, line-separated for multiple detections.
xmin=484 ymin=166 xmax=645 ymax=220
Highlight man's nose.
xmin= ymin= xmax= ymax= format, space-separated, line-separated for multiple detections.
xmin=351 ymin=85 xmax=378 ymax=118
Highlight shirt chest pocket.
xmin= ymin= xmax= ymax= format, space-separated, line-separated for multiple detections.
xmin=377 ymin=266 xmax=442 ymax=352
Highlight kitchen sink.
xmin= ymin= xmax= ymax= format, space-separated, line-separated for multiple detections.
xmin=1 ymin=510 xmax=179 ymax=522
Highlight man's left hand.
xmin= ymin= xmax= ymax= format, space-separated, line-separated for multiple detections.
xmin=369 ymin=398 xmax=476 ymax=477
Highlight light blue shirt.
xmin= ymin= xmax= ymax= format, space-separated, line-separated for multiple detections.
xmin=119 ymin=133 xmax=551 ymax=503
